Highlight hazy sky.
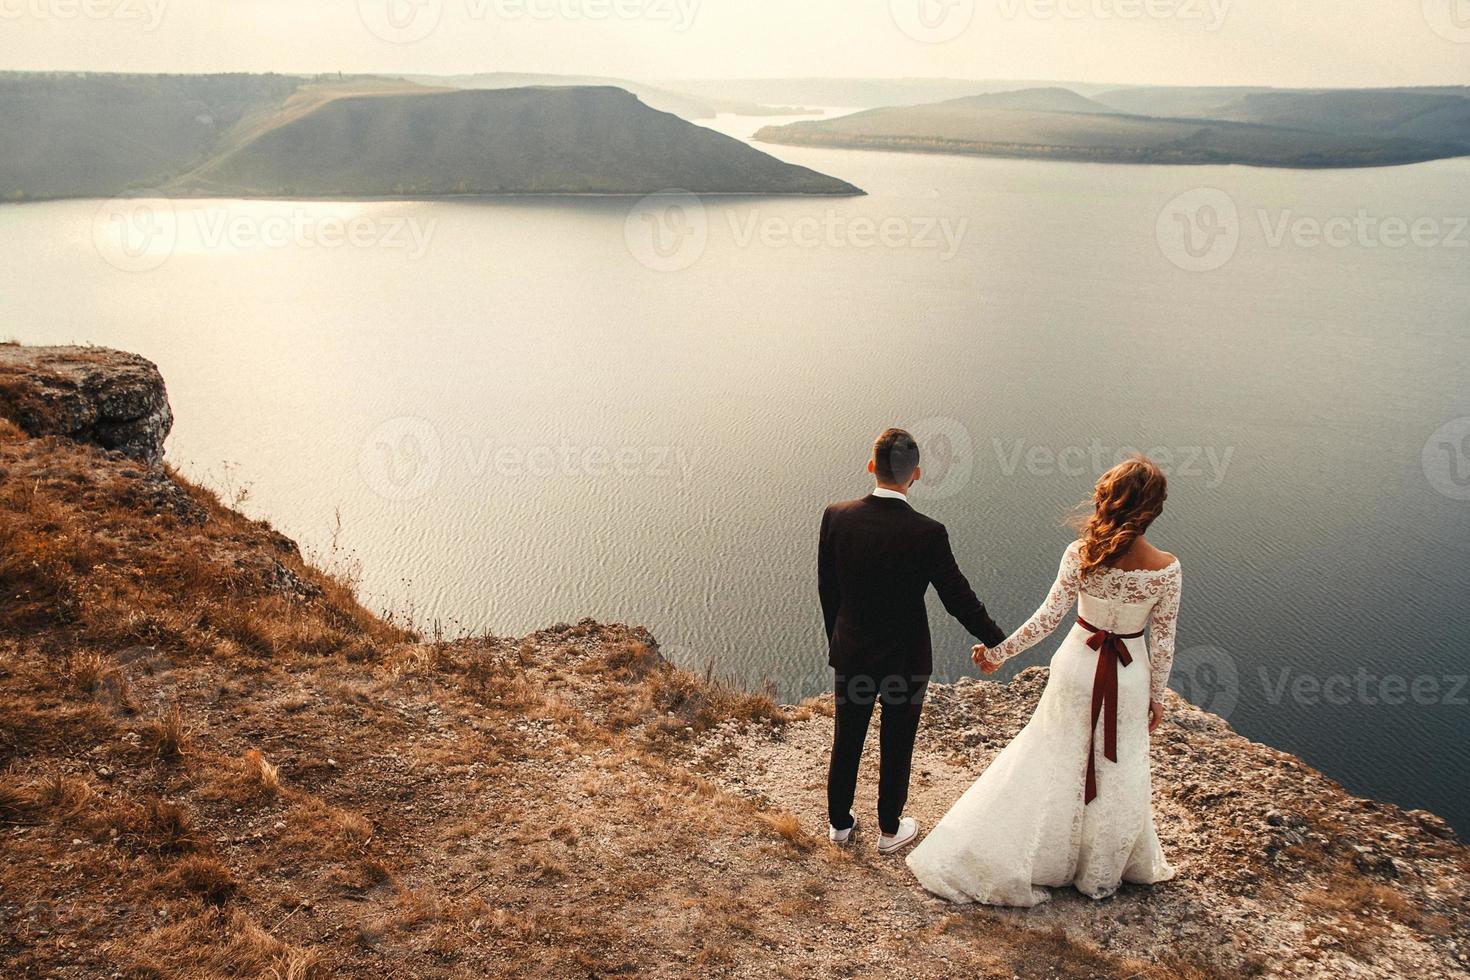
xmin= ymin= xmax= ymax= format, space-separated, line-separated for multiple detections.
xmin=1 ymin=0 xmax=1467 ymax=87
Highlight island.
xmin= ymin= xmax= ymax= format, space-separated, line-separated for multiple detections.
xmin=0 ymin=73 xmax=860 ymax=201
xmin=755 ymin=86 xmax=1470 ymax=169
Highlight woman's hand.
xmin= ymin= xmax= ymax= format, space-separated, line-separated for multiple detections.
xmin=972 ymin=644 xmax=1001 ymax=674
xmin=1148 ymin=700 xmax=1165 ymax=734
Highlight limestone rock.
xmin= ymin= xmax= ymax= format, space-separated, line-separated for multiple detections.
xmin=0 ymin=344 xmax=172 ymax=465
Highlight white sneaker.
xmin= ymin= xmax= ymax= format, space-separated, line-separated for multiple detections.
xmin=878 ymin=817 xmax=919 ymax=855
xmin=829 ymin=811 xmax=858 ymax=844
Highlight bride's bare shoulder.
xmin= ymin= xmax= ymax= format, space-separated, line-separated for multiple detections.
xmin=1137 ymin=539 xmax=1177 ymax=571
xmin=1111 ymin=538 xmax=1177 ymax=572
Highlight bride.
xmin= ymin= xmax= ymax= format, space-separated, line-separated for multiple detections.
xmin=907 ymin=456 xmax=1182 ymax=906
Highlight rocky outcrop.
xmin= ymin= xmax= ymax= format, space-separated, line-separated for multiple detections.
xmin=689 ymin=667 xmax=1470 ymax=978
xmin=0 ymin=345 xmax=172 ymax=465
xmin=1 ymin=342 xmax=1464 ymax=978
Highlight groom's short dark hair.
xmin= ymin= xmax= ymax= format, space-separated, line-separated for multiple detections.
xmin=874 ymin=428 xmax=920 ymax=484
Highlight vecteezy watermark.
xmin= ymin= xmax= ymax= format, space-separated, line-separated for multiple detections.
xmin=1156 ymin=187 xmax=1240 ymax=273
xmin=1422 ymin=0 xmax=1470 ymax=42
xmin=890 ymin=0 xmax=976 ymax=43
xmin=92 ymin=199 xmax=437 ymax=273
xmin=1171 ymin=645 xmax=1239 ymax=720
xmin=908 ymin=416 xmax=976 ymax=501
xmin=993 ymin=439 xmax=1235 ymax=488
xmin=625 ymin=190 xmax=709 ymax=273
xmin=1000 ymin=0 xmax=1229 ymax=28
xmin=358 ymin=0 xmax=697 ymax=43
xmin=358 ymin=417 xmax=445 ymax=502
xmin=626 ymin=194 xmax=970 ymax=273
xmin=191 ymin=209 xmax=437 ymax=259
xmin=0 ymin=0 xmax=168 ymax=29
xmin=1259 ymin=210 xmax=1469 ymax=251
xmin=1159 ymin=188 xmax=1468 ymax=272
xmin=358 ymin=0 xmax=445 ymax=42
xmin=92 ymin=194 xmax=178 ymax=274
xmin=727 ymin=210 xmax=969 ymax=260
xmin=1423 ymin=418 xmax=1470 ymax=501
xmin=891 ymin=426 xmax=1236 ymax=501
xmin=1261 ymin=668 xmax=1469 ymax=707
xmin=356 ymin=417 xmax=698 ymax=501
xmin=489 ymin=0 xmax=698 ymax=29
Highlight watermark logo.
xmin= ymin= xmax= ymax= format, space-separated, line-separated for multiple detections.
xmin=625 ymin=190 xmax=708 ymax=273
xmin=1423 ymin=418 xmax=1470 ymax=501
xmin=357 ymin=416 xmax=444 ymax=501
xmin=992 ymin=439 xmax=1234 ymax=488
xmin=727 ymin=210 xmax=968 ymax=259
xmin=1423 ymin=0 xmax=1470 ymax=42
xmin=355 ymin=419 xmax=698 ymax=499
xmin=1156 ymin=187 xmax=1239 ymax=272
xmin=358 ymin=0 xmax=697 ymax=42
xmin=93 ymin=202 xmax=437 ymax=272
xmin=491 ymin=0 xmax=699 ymax=30
xmin=1259 ymin=210 xmax=1468 ymax=251
xmin=191 ymin=209 xmax=437 ymax=259
xmin=358 ymin=0 xmax=444 ymax=43
xmin=0 ymin=0 xmax=169 ymax=29
xmin=1171 ymin=645 xmax=1239 ymax=720
xmin=92 ymin=194 xmax=178 ymax=273
xmin=908 ymin=416 xmax=975 ymax=501
xmin=1261 ymin=667 xmax=1468 ymax=707
xmin=890 ymin=0 xmax=975 ymax=43
xmin=998 ymin=0 xmax=1230 ymax=30
xmin=1160 ymin=190 xmax=1466 ymax=272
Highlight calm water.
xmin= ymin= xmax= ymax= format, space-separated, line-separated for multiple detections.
xmin=2 ymin=114 xmax=1467 ymax=831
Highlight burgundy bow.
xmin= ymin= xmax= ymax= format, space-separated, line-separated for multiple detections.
xmin=1078 ymin=616 xmax=1146 ymax=805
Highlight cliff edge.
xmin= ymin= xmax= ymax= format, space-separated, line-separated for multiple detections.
xmin=0 ymin=346 xmax=1465 ymax=979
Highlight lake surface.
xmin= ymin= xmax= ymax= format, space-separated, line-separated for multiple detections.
xmin=2 ymin=113 xmax=1467 ymax=831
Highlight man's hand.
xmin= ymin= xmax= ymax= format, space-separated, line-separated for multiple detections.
xmin=1148 ymin=700 xmax=1165 ymax=734
xmin=972 ymin=644 xmax=1001 ymax=674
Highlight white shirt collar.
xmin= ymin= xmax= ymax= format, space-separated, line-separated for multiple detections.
xmin=871 ymin=487 xmax=908 ymax=501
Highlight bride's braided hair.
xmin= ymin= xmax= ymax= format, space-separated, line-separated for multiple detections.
xmin=1072 ymin=455 xmax=1168 ymax=578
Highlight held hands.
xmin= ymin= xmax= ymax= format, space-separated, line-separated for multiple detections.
xmin=972 ymin=644 xmax=1001 ymax=674
xmin=1148 ymin=700 xmax=1165 ymax=734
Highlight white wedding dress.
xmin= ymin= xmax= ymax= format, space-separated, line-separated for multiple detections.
xmin=907 ymin=541 xmax=1182 ymax=906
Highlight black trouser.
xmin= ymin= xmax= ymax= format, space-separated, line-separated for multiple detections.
xmin=827 ymin=672 xmax=930 ymax=836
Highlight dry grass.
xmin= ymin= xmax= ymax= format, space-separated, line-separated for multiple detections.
xmin=107 ymin=908 xmax=323 ymax=979
xmin=242 ymin=749 xmax=284 ymax=796
xmin=935 ymin=913 xmax=1225 ymax=979
xmin=140 ymin=799 xmax=203 ymax=853
xmin=576 ymin=639 xmax=791 ymax=737
xmin=156 ymin=855 xmax=238 ymax=905
xmin=0 ymin=776 xmax=34 ymax=823
xmin=1294 ymin=857 xmax=1440 ymax=957
xmin=141 ymin=704 xmax=195 ymax=759
xmin=29 ymin=771 xmax=94 ymax=820
xmin=757 ymin=808 xmax=817 ymax=853
xmin=6 ymin=377 xmax=1456 ymax=979
xmin=62 ymin=649 xmax=106 ymax=692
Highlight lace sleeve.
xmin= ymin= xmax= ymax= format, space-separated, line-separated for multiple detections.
xmin=1147 ymin=564 xmax=1182 ymax=702
xmin=989 ymin=545 xmax=1081 ymax=666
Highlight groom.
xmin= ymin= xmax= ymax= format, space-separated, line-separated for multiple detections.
xmin=819 ymin=428 xmax=1007 ymax=853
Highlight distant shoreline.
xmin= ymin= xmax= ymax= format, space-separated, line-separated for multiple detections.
xmin=0 ymin=188 xmax=868 ymax=207
xmin=754 ymin=130 xmax=1470 ymax=171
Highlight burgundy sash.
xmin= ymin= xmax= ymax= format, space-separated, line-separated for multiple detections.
xmin=1078 ymin=616 xmax=1145 ymax=805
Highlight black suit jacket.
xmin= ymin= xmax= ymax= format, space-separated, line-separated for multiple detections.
xmin=818 ymin=494 xmax=1006 ymax=676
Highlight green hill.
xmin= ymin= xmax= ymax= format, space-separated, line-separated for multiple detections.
xmin=756 ymin=87 xmax=1470 ymax=169
xmin=1207 ymin=89 xmax=1470 ymax=145
xmin=177 ymin=86 xmax=858 ymax=197
xmin=0 ymin=74 xmax=859 ymax=201
xmin=0 ymin=72 xmax=304 ymax=201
